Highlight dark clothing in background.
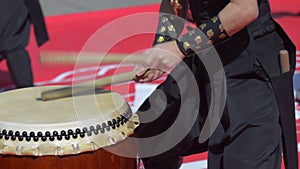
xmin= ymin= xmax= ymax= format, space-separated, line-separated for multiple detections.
xmin=0 ymin=0 xmax=48 ymax=88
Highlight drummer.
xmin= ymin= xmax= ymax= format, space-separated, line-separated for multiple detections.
xmin=134 ymin=0 xmax=298 ymax=169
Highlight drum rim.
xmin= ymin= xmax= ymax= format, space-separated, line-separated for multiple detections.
xmin=0 ymin=106 xmax=139 ymax=156
xmin=0 ymin=106 xmax=133 ymax=142
xmin=0 ymin=87 xmax=140 ymax=156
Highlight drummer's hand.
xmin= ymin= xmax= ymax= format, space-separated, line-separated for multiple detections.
xmin=134 ymin=66 xmax=165 ymax=83
xmin=138 ymin=40 xmax=186 ymax=73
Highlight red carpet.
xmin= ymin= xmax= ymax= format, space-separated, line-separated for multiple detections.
xmin=0 ymin=1 xmax=300 ymax=168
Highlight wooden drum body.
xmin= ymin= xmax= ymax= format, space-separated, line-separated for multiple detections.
xmin=0 ymin=149 xmax=136 ymax=169
xmin=0 ymin=86 xmax=139 ymax=169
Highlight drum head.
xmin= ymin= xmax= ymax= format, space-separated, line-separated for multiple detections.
xmin=0 ymin=86 xmax=139 ymax=156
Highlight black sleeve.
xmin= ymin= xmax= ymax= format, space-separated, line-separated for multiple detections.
xmin=24 ymin=0 xmax=49 ymax=46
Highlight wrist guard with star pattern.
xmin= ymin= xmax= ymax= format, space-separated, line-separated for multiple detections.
xmin=176 ymin=16 xmax=230 ymax=56
xmin=153 ymin=14 xmax=185 ymax=46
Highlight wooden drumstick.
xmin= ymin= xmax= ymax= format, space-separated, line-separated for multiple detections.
xmin=279 ymin=50 xmax=290 ymax=73
xmin=39 ymin=51 xmax=144 ymax=64
xmin=41 ymin=69 xmax=155 ymax=101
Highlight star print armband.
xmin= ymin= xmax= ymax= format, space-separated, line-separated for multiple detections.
xmin=176 ymin=16 xmax=230 ymax=56
xmin=153 ymin=14 xmax=184 ymax=46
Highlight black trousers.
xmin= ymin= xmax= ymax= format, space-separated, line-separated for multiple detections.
xmin=135 ymin=60 xmax=283 ymax=169
xmin=4 ymin=49 xmax=33 ymax=88
xmin=207 ymin=29 xmax=285 ymax=169
xmin=134 ymin=57 xmax=209 ymax=169
xmin=208 ymin=73 xmax=282 ymax=169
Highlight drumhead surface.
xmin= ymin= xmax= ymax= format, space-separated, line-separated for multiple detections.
xmin=0 ymin=86 xmax=139 ymax=156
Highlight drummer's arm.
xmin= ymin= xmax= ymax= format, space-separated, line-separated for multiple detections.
xmin=176 ymin=0 xmax=259 ymax=55
xmin=219 ymin=0 xmax=259 ymax=35
xmin=134 ymin=0 xmax=259 ymax=82
xmin=134 ymin=0 xmax=189 ymax=82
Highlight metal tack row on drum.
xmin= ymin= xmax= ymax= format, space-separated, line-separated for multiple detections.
xmin=0 ymin=110 xmax=132 ymax=143
xmin=0 ymin=86 xmax=139 ymax=169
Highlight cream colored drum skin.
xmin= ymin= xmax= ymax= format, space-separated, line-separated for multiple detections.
xmin=0 ymin=86 xmax=139 ymax=156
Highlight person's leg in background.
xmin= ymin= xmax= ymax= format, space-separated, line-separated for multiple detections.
xmin=3 ymin=18 xmax=33 ymax=88
xmin=4 ymin=49 xmax=33 ymax=88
